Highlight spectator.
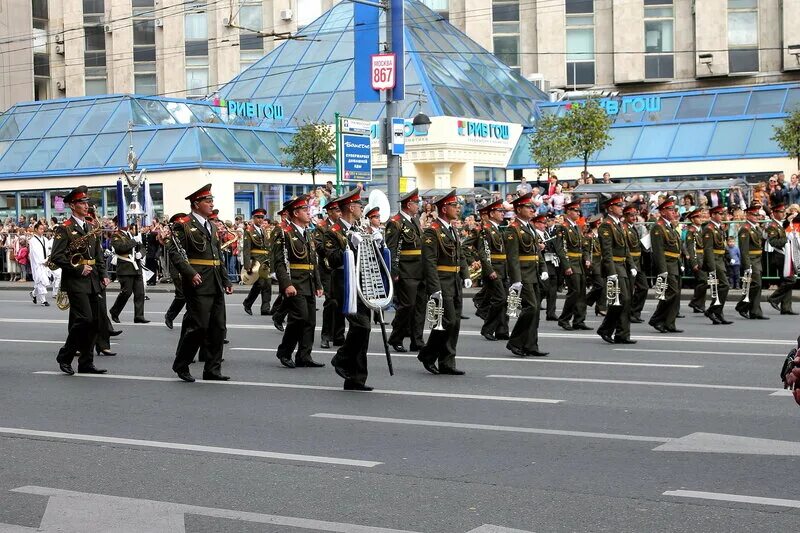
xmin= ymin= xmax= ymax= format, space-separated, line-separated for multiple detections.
xmin=547 ymin=174 xmax=559 ymax=196
xmin=705 ymin=189 xmax=724 ymax=208
xmin=753 ymin=182 xmax=768 ymax=207
xmin=787 ymin=174 xmax=800 ymax=205
xmin=550 ymin=184 xmax=566 ymax=215
xmin=14 ymin=235 xmax=29 ymax=282
xmin=727 ymin=186 xmax=747 ymax=211
xmin=602 ymin=172 xmax=614 ymax=184
xmin=767 ymin=175 xmax=786 ymax=208
xmin=678 ymin=194 xmax=695 ymax=215
xmin=726 ymin=236 xmax=741 ymax=289
xmin=516 ymin=177 xmax=532 ymax=196
xmin=419 ymin=201 xmax=436 ymax=228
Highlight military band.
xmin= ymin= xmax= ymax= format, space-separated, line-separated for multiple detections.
xmin=475 ymin=199 xmax=510 ymax=342
xmin=685 ymin=208 xmax=708 ymax=314
xmin=623 ymin=205 xmax=647 ymax=324
xmin=648 ymin=199 xmax=682 ymax=333
xmin=162 ymin=212 xmax=189 ymax=329
xmin=557 ymin=200 xmax=590 ymax=331
xmin=735 ymin=203 xmax=768 ymax=320
xmin=316 ymin=198 xmax=345 ymax=349
xmin=242 ymin=208 xmax=272 ymax=316
xmin=540 ymin=215 xmax=560 ymax=322
xmin=766 ymin=204 xmax=797 ymax=315
xmin=109 ymin=217 xmax=149 ymax=324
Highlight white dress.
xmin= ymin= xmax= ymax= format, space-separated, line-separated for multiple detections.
xmin=47 ymin=236 xmax=61 ymax=294
xmin=29 ymin=235 xmax=50 ymax=303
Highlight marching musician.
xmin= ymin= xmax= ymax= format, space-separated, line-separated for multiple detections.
xmin=272 ymin=195 xmax=325 ymax=369
xmin=109 ymin=215 xmax=150 ymax=324
xmin=648 ymin=199 xmax=682 ymax=333
xmin=316 ymin=198 xmax=345 ymax=349
xmin=584 ymin=215 xmax=606 ymax=318
xmin=475 ymin=199 xmax=510 ymax=342
xmin=325 ymin=189 xmax=375 ymax=390
xmin=702 ymin=205 xmax=733 ymax=325
xmin=623 ymin=205 xmax=647 ymax=323
xmin=168 ymin=184 xmax=233 ymax=383
xmin=541 ymin=214 xmax=560 ymax=322
xmin=766 ymin=204 xmax=797 ymax=315
xmin=162 ymin=212 xmax=189 ymax=329
xmin=556 ymin=200 xmax=590 ymax=331
xmin=242 ymin=208 xmax=272 ymax=316
xmin=685 ymin=209 xmax=708 ymax=314
xmin=504 ymin=194 xmax=549 ymax=358
xmin=385 ymin=189 xmax=426 ymax=353
xmin=417 ymin=189 xmax=471 ymax=375
xmin=52 ymin=186 xmax=110 ymax=375
xmin=86 ymin=212 xmax=121 ymax=358
xmin=271 ymin=208 xmax=290 ymax=332
xmin=735 ymin=203 xmax=768 ymax=320
xmin=596 ymin=196 xmax=636 ymax=345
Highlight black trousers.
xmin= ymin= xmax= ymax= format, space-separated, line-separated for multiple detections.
xmin=598 ymin=276 xmax=632 ymax=340
xmin=543 ymin=262 xmax=558 ymax=318
xmin=276 ymin=294 xmax=316 ymax=363
xmin=145 ymin=257 xmax=159 ymax=284
xmin=173 ymin=289 xmax=226 ymax=376
xmin=243 ymin=277 xmax=272 ymax=313
xmin=586 ymin=261 xmax=606 ymax=313
xmin=480 ymin=273 xmax=509 ymax=337
xmin=94 ymin=289 xmax=114 ymax=352
xmin=271 ymin=294 xmax=288 ymax=325
xmin=58 ymin=291 xmax=101 ymax=368
xmin=165 ymin=273 xmax=186 ymax=322
xmin=321 ymin=272 xmax=346 ymax=343
xmin=559 ymin=269 xmax=587 ymax=326
xmin=707 ymin=264 xmax=730 ymax=317
xmin=331 ymin=303 xmax=371 ymax=386
xmin=770 ymin=272 xmax=794 ymax=313
xmin=418 ymin=286 xmax=463 ymax=371
xmin=388 ymin=277 xmax=426 ymax=348
xmin=630 ymin=261 xmax=648 ymax=319
xmin=110 ymin=274 xmax=145 ymax=320
xmin=735 ymin=263 xmax=764 ymax=318
xmin=650 ymin=271 xmax=680 ymax=328
xmin=690 ymin=269 xmax=708 ymax=310
xmin=508 ymin=280 xmax=541 ymax=353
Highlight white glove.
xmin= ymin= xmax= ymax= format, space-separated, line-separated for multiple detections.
xmin=270 ymin=272 xmax=277 ymax=281
xmin=730 ymin=259 xmax=735 ymax=265
xmin=630 ymin=268 xmax=637 ymax=277
xmin=510 ymin=282 xmax=523 ymax=292
xmin=540 ymin=271 xmax=549 ymax=281
xmin=680 ymin=266 xmax=685 ymax=273
xmin=372 ymin=232 xmax=383 ymax=245
xmin=463 ymin=278 xmax=472 ymax=289
xmin=607 ymin=274 xmax=618 ymax=281
xmin=349 ymin=232 xmax=363 ymax=247
xmin=431 ymin=290 xmax=442 ymax=300
xmin=134 ymin=252 xmax=142 ymax=260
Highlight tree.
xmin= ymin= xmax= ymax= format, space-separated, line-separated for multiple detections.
xmin=282 ymin=120 xmax=336 ymax=187
xmin=559 ymin=98 xmax=612 ymax=177
xmin=772 ymin=107 xmax=800 ymax=170
xmin=527 ymin=114 xmax=573 ymax=184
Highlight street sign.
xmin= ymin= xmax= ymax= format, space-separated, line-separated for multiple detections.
xmin=390 ymin=117 xmax=405 ymax=155
xmin=371 ymin=53 xmax=396 ymax=91
xmin=341 ymin=118 xmax=373 ymax=135
xmin=341 ymin=134 xmax=372 ymax=182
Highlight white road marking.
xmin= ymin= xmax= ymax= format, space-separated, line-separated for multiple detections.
xmin=310 ymin=413 xmax=671 ymax=443
xmin=0 ymin=427 xmax=379 ymax=467
xmin=231 ymin=348 xmax=702 ymax=369
xmin=653 ymin=432 xmax=800 ymax=455
xmin=770 ymin=389 xmax=792 ymax=396
xmin=615 ymin=348 xmax=784 ymax=358
xmin=663 ymin=489 xmax=800 ymax=509
xmin=32 ymin=371 xmax=562 ymax=404
xmin=0 ymin=339 xmax=63 ymax=344
xmin=487 ymin=375 xmax=780 ymax=393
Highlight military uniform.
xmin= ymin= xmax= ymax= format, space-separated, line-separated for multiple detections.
xmin=596 ymin=197 xmax=635 ymax=343
xmin=315 ymin=204 xmax=346 ymax=347
xmin=584 ymin=219 xmax=606 ymax=316
xmin=385 ymin=189 xmax=426 ymax=351
xmin=163 ymin=213 xmax=189 ymax=329
xmin=169 ymin=184 xmax=232 ymax=381
xmin=109 ymin=226 xmax=147 ymax=322
xmin=735 ymin=205 xmax=767 ymax=319
xmin=623 ymin=209 xmax=648 ymax=322
xmin=475 ymin=200 xmax=509 ymax=340
xmin=272 ymin=196 xmax=324 ymax=368
xmin=648 ymin=208 xmax=682 ymax=332
xmin=702 ymin=208 xmax=732 ymax=324
xmin=242 ymin=208 xmax=272 ymax=315
xmin=417 ymin=190 xmax=470 ymax=374
xmin=766 ymin=206 xmax=794 ymax=314
xmin=52 ymin=186 xmax=109 ymax=375
xmin=685 ymin=212 xmax=708 ymax=313
xmin=557 ymin=200 xmax=589 ymax=330
xmin=541 ymin=217 xmax=560 ymax=321
xmin=506 ymin=200 xmax=547 ymax=357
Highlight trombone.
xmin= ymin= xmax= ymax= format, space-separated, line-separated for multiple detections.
xmin=708 ymin=271 xmax=721 ymax=306
xmin=741 ymin=267 xmax=752 ymax=303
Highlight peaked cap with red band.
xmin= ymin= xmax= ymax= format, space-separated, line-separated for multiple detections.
xmin=185 ymin=183 xmax=213 ymax=202
xmin=603 ymin=196 xmax=624 ymax=209
xmin=623 ymin=204 xmax=639 ymax=215
xmin=400 ymin=188 xmax=420 ymax=205
xmin=564 ymin=200 xmax=581 ymax=212
xmin=433 ymin=188 xmax=458 ymax=208
xmin=688 ymin=208 xmax=704 ymax=219
xmin=531 ymin=213 xmax=547 ymax=224
xmin=283 ymin=194 xmax=309 ymax=212
xmin=511 ymin=192 xmax=534 ymax=208
xmin=773 ymin=203 xmax=786 ymax=212
xmin=169 ymin=212 xmax=190 ymax=224
xmin=324 ymin=197 xmax=340 ymax=211
xmin=366 ymin=206 xmax=380 ymax=218
xmin=208 ymin=209 xmax=220 ymax=220
xmin=64 ymin=185 xmax=90 ymax=204
xmin=709 ymin=205 xmax=726 ymax=215
xmin=745 ymin=203 xmax=762 ymax=214
xmin=336 ymin=188 xmax=364 ymax=207
xmin=251 ymin=208 xmax=267 ymax=217
xmin=657 ymin=198 xmax=677 ymax=211
xmin=478 ymin=199 xmax=505 ymax=213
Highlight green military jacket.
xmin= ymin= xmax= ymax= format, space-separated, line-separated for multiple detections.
xmin=51 ymin=217 xmax=107 ymax=294
xmin=556 ymin=220 xmax=588 ymax=274
xmin=702 ymin=222 xmax=727 ymax=272
xmin=598 ymin=216 xmax=633 ymax=278
xmin=273 ymin=221 xmax=322 ymax=296
xmin=421 ymin=219 xmax=469 ymax=297
xmin=624 ymin=223 xmax=643 ymax=267
xmin=111 ymin=230 xmax=142 ymax=276
xmin=766 ymin=219 xmax=787 ymax=249
xmin=477 ymin=221 xmax=505 ymax=278
xmin=243 ymin=225 xmax=271 ymax=279
xmin=738 ymin=221 xmax=763 ymax=270
xmin=384 ymin=212 xmax=423 ymax=279
xmin=505 ymin=219 xmax=542 ymax=285
xmin=169 ymin=214 xmax=231 ymax=295
xmin=684 ymin=224 xmax=704 ymax=271
xmin=650 ymin=218 xmax=682 ymax=275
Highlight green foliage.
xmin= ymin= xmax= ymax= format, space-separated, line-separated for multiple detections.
xmin=772 ymin=108 xmax=800 ymax=170
xmin=282 ymin=121 xmax=336 ymax=187
xmin=528 ymin=114 xmax=573 ymax=182
xmin=559 ymin=99 xmax=612 ymax=176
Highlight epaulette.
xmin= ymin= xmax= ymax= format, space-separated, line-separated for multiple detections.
xmin=390 ymin=214 xmax=401 ymax=222
xmin=744 ymin=222 xmax=752 ymax=231
xmin=63 ymin=219 xmax=73 ymax=227
xmin=483 ymin=222 xmax=492 ymax=231
xmin=657 ymin=219 xmax=665 ymax=226
xmin=430 ymin=221 xmax=441 ymax=230
xmin=318 ymin=219 xmax=329 ymax=228
xmin=280 ymin=222 xmax=292 ymax=232
xmin=332 ymin=224 xmax=341 ymax=232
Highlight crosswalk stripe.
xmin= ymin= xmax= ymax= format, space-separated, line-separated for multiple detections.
xmin=487 ymin=374 xmax=780 ymax=392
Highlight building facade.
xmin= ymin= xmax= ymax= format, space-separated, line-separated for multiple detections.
xmin=4 ymin=0 xmax=800 ymax=112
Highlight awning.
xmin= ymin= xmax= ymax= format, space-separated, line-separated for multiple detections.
xmin=572 ymin=178 xmax=751 ymax=195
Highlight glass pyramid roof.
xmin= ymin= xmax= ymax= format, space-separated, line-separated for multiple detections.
xmin=216 ymin=0 xmax=546 ymax=127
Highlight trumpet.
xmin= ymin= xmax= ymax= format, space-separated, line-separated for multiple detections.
xmin=741 ymin=267 xmax=752 ymax=303
xmin=506 ymin=287 xmax=522 ymax=318
xmin=654 ymin=272 xmax=668 ymax=301
xmin=425 ymin=292 xmax=445 ymax=331
xmin=709 ymin=271 xmax=721 ymax=306
xmin=606 ymin=275 xmax=621 ymax=307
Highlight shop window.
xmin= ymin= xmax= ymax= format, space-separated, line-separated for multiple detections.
xmin=745 ymin=90 xmax=784 ymax=115
xmin=258 ymin=184 xmax=282 ymax=221
xmin=706 ymin=120 xmax=751 ymax=156
xmin=0 ymin=193 xmax=17 ymax=222
xmin=674 ymin=94 xmax=713 ymax=120
xmin=745 ymin=119 xmax=781 ymax=154
xmin=728 ymin=0 xmax=758 ymax=74
xmin=710 ymin=91 xmax=748 ymax=117
xmin=19 ymin=191 xmax=45 ymax=222
xmin=669 ymin=123 xmax=715 ymax=158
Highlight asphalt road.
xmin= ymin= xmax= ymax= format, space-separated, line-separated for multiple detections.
xmin=0 ymin=287 xmax=798 ymax=532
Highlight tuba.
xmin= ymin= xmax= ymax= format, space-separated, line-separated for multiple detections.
xmin=709 ymin=271 xmax=721 ymax=306
xmin=654 ymin=272 xmax=668 ymax=301
xmin=506 ymin=287 xmax=522 ymax=318
xmin=606 ymin=276 xmax=621 ymax=307
xmin=741 ymin=267 xmax=752 ymax=302
xmin=425 ymin=292 xmax=445 ymax=331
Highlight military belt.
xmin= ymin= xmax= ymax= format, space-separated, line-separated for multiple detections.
xmin=567 ymin=252 xmax=583 ymax=258
xmin=612 ymin=256 xmax=626 ymax=263
xmin=189 ymin=259 xmax=221 ymax=266
xmin=695 ymin=247 xmax=704 ymax=251
xmin=290 ymin=263 xmax=314 ymax=270
xmin=250 ymin=249 xmax=268 ymax=254
xmin=664 ymin=251 xmax=681 ymax=258
xmin=490 ymin=254 xmax=507 ymax=260
xmin=629 ymin=252 xmax=641 ymax=257
xmin=519 ymin=255 xmax=539 ymax=262
xmin=436 ymin=265 xmax=459 ymax=272
xmin=748 ymin=250 xmax=763 ymax=256
xmin=77 ymin=259 xmax=96 ymax=265
xmin=713 ymin=249 xmax=725 ymax=255
xmin=399 ymin=249 xmax=422 ymax=256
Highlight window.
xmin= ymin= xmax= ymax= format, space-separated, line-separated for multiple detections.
xmin=566 ymin=0 xmax=592 ymax=14
xmin=492 ymin=0 xmax=519 ymax=70
xmin=728 ymin=0 xmax=758 ymax=73
xmin=239 ymin=3 xmax=264 ymax=66
xmin=421 ymin=0 xmax=449 ymax=20
xmin=240 ymin=51 xmax=263 ymax=72
xmin=185 ymin=7 xmax=209 ymax=96
xmin=186 ymin=57 xmax=209 ymax=97
xmin=565 ymin=1 xmax=594 ymax=87
xmin=644 ymin=3 xmax=674 ymax=79
xmin=135 ymin=74 xmax=157 ymax=95
xmin=297 ymin=0 xmax=322 ymax=28
xmin=83 ymin=3 xmax=106 ymax=95
xmin=132 ymin=7 xmax=157 ymax=93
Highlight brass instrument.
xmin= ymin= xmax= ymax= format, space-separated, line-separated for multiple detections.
xmin=425 ymin=292 xmax=445 ymax=331
xmin=741 ymin=267 xmax=752 ymax=302
xmin=709 ymin=271 xmax=721 ymax=306
xmin=55 ymin=290 xmax=70 ymax=311
xmin=469 ymin=263 xmax=482 ymax=283
xmin=506 ymin=287 xmax=522 ymax=318
xmin=654 ymin=272 xmax=668 ymax=301
xmin=606 ymin=276 xmax=621 ymax=307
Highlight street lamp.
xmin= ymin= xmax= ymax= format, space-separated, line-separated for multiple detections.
xmin=412 ymin=112 xmax=431 ymax=135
